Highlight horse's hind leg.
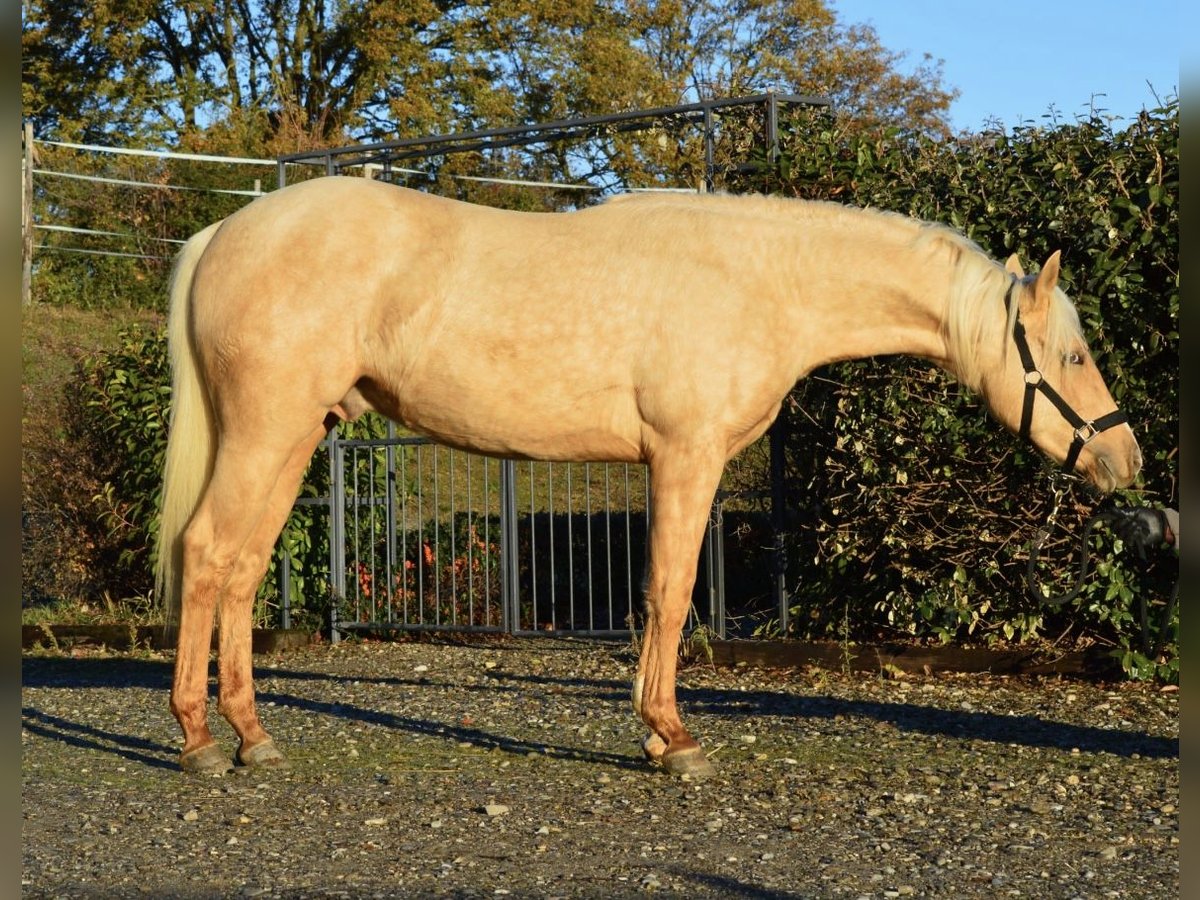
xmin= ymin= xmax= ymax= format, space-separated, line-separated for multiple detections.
xmin=172 ymin=430 xmax=320 ymax=774
xmin=216 ymin=421 xmax=330 ymax=769
xmin=633 ymin=445 xmax=724 ymax=778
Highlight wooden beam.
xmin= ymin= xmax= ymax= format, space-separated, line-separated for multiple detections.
xmin=706 ymin=639 xmax=1119 ymax=678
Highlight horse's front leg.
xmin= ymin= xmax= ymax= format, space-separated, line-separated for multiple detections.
xmin=633 ymin=447 xmax=724 ymax=777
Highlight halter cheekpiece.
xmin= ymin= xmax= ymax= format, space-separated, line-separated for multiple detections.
xmin=1003 ymin=280 xmax=1128 ymax=474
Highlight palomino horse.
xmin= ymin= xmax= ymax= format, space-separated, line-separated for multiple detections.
xmin=156 ymin=177 xmax=1141 ymax=776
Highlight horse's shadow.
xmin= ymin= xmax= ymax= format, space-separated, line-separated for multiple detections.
xmin=20 ymin=656 xmax=1177 ymax=771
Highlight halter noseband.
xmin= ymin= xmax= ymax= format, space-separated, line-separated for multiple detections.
xmin=1004 ymin=281 xmax=1128 ymax=475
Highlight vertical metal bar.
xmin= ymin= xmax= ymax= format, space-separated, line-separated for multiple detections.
xmin=22 ymin=122 xmax=34 ymax=307
xmin=367 ymin=446 xmax=378 ymax=624
xmin=352 ymin=447 xmax=363 ymax=626
xmin=329 ymin=429 xmax=345 ymax=643
xmin=548 ymin=464 xmax=556 ymax=631
xmin=467 ymin=453 xmax=475 ymax=623
xmin=585 ymin=464 xmax=594 ymax=631
xmin=703 ymin=105 xmax=715 ymax=193
xmin=770 ymin=418 xmax=788 ymax=634
xmin=280 ymin=551 xmax=291 ymax=629
xmin=385 ymin=426 xmax=396 ymax=625
xmin=433 ymin=447 xmax=441 ymax=625
xmin=483 ymin=457 xmax=491 ymax=619
xmin=529 ymin=461 xmax=537 ymax=632
xmin=401 ymin=443 xmax=410 ymax=626
xmin=604 ymin=465 xmax=613 ymax=629
xmin=500 ymin=459 xmax=519 ymax=633
xmin=714 ymin=502 xmax=726 ymax=639
xmin=450 ymin=449 xmax=458 ymax=625
xmin=277 ymin=158 xmax=286 ymax=189
xmin=566 ymin=464 xmax=575 ymax=630
xmin=416 ymin=444 xmax=425 ymax=622
xmin=704 ymin=498 xmax=727 ymax=638
xmin=765 ymin=93 xmax=780 ymax=173
xmin=624 ymin=464 xmax=634 ymax=623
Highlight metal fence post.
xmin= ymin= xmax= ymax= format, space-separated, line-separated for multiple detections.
xmin=280 ymin=552 xmax=292 ymax=629
xmin=328 ymin=428 xmax=346 ymax=643
xmin=499 ymin=459 xmax=520 ymax=633
xmin=769 ymin=419 xmax=788 ymax=634
xmin=704 ymin=498 xmax=727 ymax=638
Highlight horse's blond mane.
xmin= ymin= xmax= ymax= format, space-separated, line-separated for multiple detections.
xmin=917 ymin=224 xmax=1084 ymax=391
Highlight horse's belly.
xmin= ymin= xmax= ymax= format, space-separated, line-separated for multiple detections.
xmin=359 ymin=371 xmax=644 ymax=463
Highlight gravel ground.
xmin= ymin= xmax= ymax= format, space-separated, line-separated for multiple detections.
xmin=22 ymin=637 xmax=1178 ymax=898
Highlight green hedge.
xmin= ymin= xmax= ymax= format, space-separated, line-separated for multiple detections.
xmin=726 ymin=103 xmax=1177 ymax=678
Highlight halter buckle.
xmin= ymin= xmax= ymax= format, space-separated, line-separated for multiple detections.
xmin=1073 ymin=422 xmax=1098 ymax=444
xmin=1024 ymin=370 xmax=1043 ymax=386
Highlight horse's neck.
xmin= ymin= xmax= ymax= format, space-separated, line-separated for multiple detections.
xmin=781 ymin=220 xmax=957 ymax=373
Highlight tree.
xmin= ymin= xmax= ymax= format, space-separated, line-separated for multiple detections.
xmin=22 ymin=0 xmax=957 ymax=152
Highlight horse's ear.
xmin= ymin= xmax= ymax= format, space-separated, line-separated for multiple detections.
xmin=1035 ymin=251 xmax=1061 ymax=303
xmin=1005 ymin=254 xmax=1026 ymax=277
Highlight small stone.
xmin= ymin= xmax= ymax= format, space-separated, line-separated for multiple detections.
xmin=1100 ymin=846 xmax=1118 ymax=860
xmin=483 ymin=804 xmax=510 ymax=817
xmin=414 ymin=664 xmax=429 ymax=672
xmin=182 ymin=809 xmax=199 ymax=822
xmin=740 ymin=734 xmax=757 ymax=744
xmin=364 ymin=817 xmax=387 ymax=827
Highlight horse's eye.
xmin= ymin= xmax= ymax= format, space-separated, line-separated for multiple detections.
xmin=1064 ymin=351 xmax=1085 ymax=366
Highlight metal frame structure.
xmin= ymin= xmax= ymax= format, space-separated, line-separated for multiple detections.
xmin=275 ymin=94 xmax=833 ymax=639
xmin=278 ymin=92 xmax=829 ymax=193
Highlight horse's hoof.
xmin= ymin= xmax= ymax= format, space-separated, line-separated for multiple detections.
xmin=661 ymin=746 xmax=716 ymax=779
xmin=238 ymin=739 xmax=290 ymax=769
xmin=641 ymin=733 xmax=667 ymax=762
xmin=180 ymin=743 xmax=233 ymax=775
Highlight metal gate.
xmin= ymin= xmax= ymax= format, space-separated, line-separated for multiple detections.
xmin=283 ymin=431 xmax=726 ymax=640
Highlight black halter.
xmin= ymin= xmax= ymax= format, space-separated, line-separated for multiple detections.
xmin=1004 ymin=281 xmax=1128 ymax=475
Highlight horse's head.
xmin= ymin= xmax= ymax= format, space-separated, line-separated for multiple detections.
xmin=976 ymin=251 xmax=1142 ymax=492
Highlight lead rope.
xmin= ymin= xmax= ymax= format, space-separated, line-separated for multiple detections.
xmin=1025 ymin=471 xmax=1094 ymax=608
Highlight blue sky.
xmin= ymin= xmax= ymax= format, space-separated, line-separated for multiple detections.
xmin=830 ymin=0 xmax=1181 ymax=132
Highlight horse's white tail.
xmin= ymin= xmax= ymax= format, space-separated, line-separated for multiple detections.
xmin=155 ymin=220 xmax=223 ymax=630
